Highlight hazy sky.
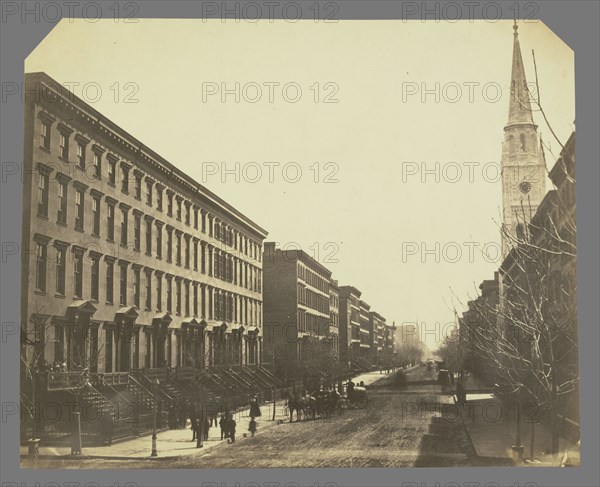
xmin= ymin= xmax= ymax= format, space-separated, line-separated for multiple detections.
xmin=26 ymin=19 xmax=574 ymax=350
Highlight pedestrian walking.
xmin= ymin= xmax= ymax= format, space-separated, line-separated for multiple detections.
xmin=249 ymin=395 xmax=262 ymax=419
xmin=203 ymin=416 xmax=210 ymax=441
xmin=248 ymin=418 xmax=257 ymax=437
xmin=228 ymin=415 xmax=237 ymax=443
xmin=219 ymin=413 xmax=227 ymax=440
xmin=190 ymin=407 xmax=198 ymax=442
xmin=456 ymin=380 xmax=466 ymax=406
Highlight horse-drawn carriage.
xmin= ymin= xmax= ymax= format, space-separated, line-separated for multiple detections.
xmin=286 ymin=386 xmax=368 ymax=422
xmin=346 ymin=386 xmax=368 ymax=409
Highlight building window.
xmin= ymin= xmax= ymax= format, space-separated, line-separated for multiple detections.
xmin=134 ymin=214 xmax=141 ymax=251
xmin=40 ymin=119 xmax=51 ymax=150
xmin=93 ymin=151 xmax=102 ymax=178
xmin=121 ymin=167 xmax=129 ymax=193
xmin=193 ymin=285 xmax=198 ymax=316
xmin=133 ymin=267 xmax=140 ymax=307
xmin=156 ymin=225 xmax=162 ymax=259
xmin=55 ymin=247 xmax=66 ymax=295
xmin=37 ymin=171 xmax=49 ymax=218
xmin=91 ymin=256 xmax=100 ymax=301
xmin=166 ymin=277 xmax=172 ymax=312
xmin=202 ymin=212 xmax=206 ymax=233
xmin=134 ymin=173 xmax=142 ymax=199
xmin=106 ymin=261 xmax=114 ymax=304
xmin=167 ymin=229 xmax=173 ymax=262
xmin=77 ymin=142 xmax=86 ymax=169
xmin=175 ymin=280 xmax=181 ymax=315
xmin=193 ymin=240 xmax=198 ymax=270
xmin=35 ymin=242 xmax=47 ymax=292
xmin=145 ymin=220 xmax=152 ymax=255
xmin=156 ymin=274 xmax=162 ymax=311
xmin=120 ymin=209 xmax=128 ymax=246
xmin=74 ymin=252 xmax=83 ymax=299
xmin=92 ymin=196 xmax=101 ymax=236
xmin=57 ymin=180 xmax=67 ymax=225
xmin=107 ymin=203 xmax=115 ymax=240
xmin=176 ymin=233 xmax=181 ymax=265
xmin=119 ymin=264 xmax=127 ymax=306
xmin=156 ymin=188 xmax=163 ymax=211
xmin=520 ymin=133 xmax=526 ymax=152
xmin=185 ymin=237 xmax=190 ymax=268
xmin=146 ymin=180 xmax=153 ymax=206
xmin=108 ymin=159 xmax=116 ymax=186
xmin=145 ymin=271 xmax=152 ymax=310
xmin=185 ymin=281 xmax=190 ymax=316
xmin=193 ymin=208 xmax=198 ymax=229
xmin=75 ymin=189 xmax=84 ymax=231
xmin=167 ymin=193 xmax=173 ymax=216
xmin=185 ymin=204 xmax=191 ymax=226
xmin=59 ymin=132 xmax=69 ymax=160
xmin=176 ymin=199 xmax=182 ymax=221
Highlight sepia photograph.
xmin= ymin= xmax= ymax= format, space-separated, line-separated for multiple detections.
xmin=5 ymin=5 xmax=589 ymax=476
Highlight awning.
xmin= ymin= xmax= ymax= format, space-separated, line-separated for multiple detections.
xmin=152 ymin=312 xmax=172 ymax=326
xmin=67 ymin=300 xmax=97 ymax=316
xmin=229 ymin=323 xmax=245 ymax=334
xmin=115 ymin=306 xmax=139 ymax=320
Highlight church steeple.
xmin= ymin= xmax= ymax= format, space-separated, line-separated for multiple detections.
xmin=507 ymin=22 xmax=535 ymax=128
xmin=500 ymin=22 xmax=546 ymax=257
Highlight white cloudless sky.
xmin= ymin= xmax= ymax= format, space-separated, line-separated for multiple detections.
xmin=26 ymin=19 xmax=575 ymax=351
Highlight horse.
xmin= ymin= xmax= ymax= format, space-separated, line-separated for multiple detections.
xmin=287 ymin=394 xmax=317 ymax=422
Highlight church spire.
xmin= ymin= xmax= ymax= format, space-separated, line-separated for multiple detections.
xmin=500 ymin=22 xmax=546 ymax=258
xmin=507 ymin=21 xmax=534 ymax=127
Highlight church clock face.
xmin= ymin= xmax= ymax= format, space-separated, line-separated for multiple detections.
xmin=519 ymin=181 xmax=532 ymax=194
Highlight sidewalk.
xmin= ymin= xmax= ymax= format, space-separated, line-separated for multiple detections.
xmin=457 ymin=391 xmax=579 ymax=465
xmin=20 ymin=398 xmax=290 ymax=461
xmin=22 ymin=370 xmax=397 ymax=462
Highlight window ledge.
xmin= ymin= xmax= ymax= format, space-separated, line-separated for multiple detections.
xmin=39 ymin=146 xmax=51 ymax=154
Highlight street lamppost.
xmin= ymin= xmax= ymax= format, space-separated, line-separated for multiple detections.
xmin=511 ymin=386 xmax=524 ymax=464
xmin=151 ymin=377 xmax=159 ymax=457
xmin=27 ymin=368 xmax=40 ymax=467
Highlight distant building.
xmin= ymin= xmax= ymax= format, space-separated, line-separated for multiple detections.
xmin=329 ymin=279 xmax=340 ymax=361
xmin=262 ymin=242 xmax=335 ymax=380
xmin=369 ymin=311 xmax=386 ymax=363
xmin=338 ymin=285 xmax=361 ymax=371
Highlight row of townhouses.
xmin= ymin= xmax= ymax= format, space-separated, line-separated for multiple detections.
xmin=20 ymin=72 xmax=395 ymax=445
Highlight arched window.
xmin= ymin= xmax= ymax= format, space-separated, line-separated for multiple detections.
xmin=519 ymin=134 xmax=526 ymax=152
xmin=508 ymin=134 xmax=515 ymax=153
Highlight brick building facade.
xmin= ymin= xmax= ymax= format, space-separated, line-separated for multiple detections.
xmin=21 ymin=72 xmax=268 ymax=376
